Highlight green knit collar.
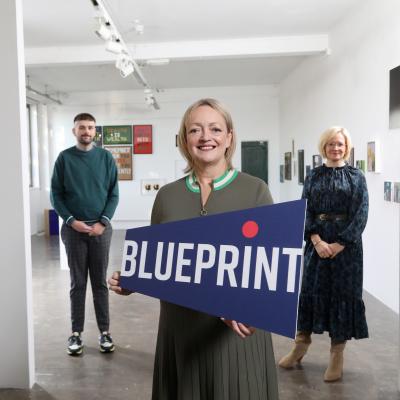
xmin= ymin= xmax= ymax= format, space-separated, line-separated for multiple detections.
xmin=185 ymin=169 xmax=238 ymax=193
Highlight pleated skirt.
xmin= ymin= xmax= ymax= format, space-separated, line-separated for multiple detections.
xmin=152 ymin=301 xmax=279 ymax=400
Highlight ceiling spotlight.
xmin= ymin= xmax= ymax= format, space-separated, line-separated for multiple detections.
xmin=105 ymin=39 xmax=123 ymax=54
xmin=95 ymin=19 xmax=113 ymax=41
xmin=144 ymin=88 xmax=155 ymax=106
xmin=115 ymin=54 xmax=134 ymax=78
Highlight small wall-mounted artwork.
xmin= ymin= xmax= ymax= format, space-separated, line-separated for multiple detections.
xmin=133 ymin=125 xmax=152 ymax=154
xmin=394 ymin=182 xmax=400 ymax=203
xmin=367 ymin=140 xmax=380 ymax=173
xmin=141 ymin=179 xmax=166 ymax=196
xmin=389 ymin=65 xmax=400 ymax=129
xmin=312 ymin=154 xmax=322 ymax=169
xmin=356 ymin=160 xmax=366 ymax=173
xmin=94 ymin=126 xmax=103 ymax=147
xmin=284 ymin=152 xmax=292 ymax=180
xmin=384 ymin=182 xmax=392 ymax=201
xmin=279 ymin=165 xmax=284 ymax=183
xmin=104 ymin=145 xmax=133 ymax=180
xmin=348 ymin=147 xmax=354 ymax=167
xmin=367 ymin=141 xmax=376 ymax=172
xmin=103 ymin=125 xmax=132 ymax=145
xmin=175 ymin=135 xmax=178 ymax=147
xmin=298 ymin=150 xmax=304 ymax=185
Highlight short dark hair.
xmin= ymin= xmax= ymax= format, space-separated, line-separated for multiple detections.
xmin=73 ymin=113 xmax=96 ymax=123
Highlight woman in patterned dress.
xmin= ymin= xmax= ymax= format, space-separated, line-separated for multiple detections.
xmin=278 ymin=127 xmax=369 ymax=382
xmin=109 ymin=98 xmax=279 ymax=399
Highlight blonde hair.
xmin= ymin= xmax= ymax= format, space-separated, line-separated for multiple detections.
xmin=177 ymin=98 xmax=237 ymax=173
xmin=318 ymin=126 xmax=352 ymax=161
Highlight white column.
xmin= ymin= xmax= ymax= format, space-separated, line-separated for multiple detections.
xmin=37 ymin=103 xmax=50 ymax=191
xmin=0 ymin=0 xmax=35 ymax=388
xmin=29 ymin=104 xmax=40 ymax=188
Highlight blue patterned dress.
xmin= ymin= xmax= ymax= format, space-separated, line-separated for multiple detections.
xmin=297 ymin=164 xmax=369 ymax=341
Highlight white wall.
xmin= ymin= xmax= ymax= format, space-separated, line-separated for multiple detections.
xmin=279 ymin=0 xmax=400 ymax=312
xmin=41 ymin=85 xmax=280 ymax=229
xmin=0 ymin=0 xmax=35 ymax=388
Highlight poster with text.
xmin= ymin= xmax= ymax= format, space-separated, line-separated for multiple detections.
xmin=133 ymin=125 xmax=153 ymax=154
xmin=104 ymin=145 xmax=133 ymax=180
xmin=103 ymin=125 xmax=133 ymax=145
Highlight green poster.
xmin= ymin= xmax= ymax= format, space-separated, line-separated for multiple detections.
xmin=103 ymin=125 xmax=133 ymax=145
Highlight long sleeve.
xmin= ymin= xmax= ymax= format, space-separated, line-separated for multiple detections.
xmin=151 ymin=190 xmax=163 ymax=225
xmin=50 ymin=154 xmax=75 ymax=224
xmin=302 ymin=173 xmax=317 ymax=241
xmin=255 ymin=180 xmax=274 ymax=206
xmin=101 ymin=154 xmax=119 ymax=223
xmin=337 ymin=171 xmax=369 ymax=245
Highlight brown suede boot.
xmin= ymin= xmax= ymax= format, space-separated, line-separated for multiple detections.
xmin=278 ymin=331 xmax=312 ymax=368
xmin=324 ymin=341 xmax=346 ymax=382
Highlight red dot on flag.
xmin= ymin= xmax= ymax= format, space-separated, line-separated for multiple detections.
xmin=242 ymin=220 xmax=259 ymax=238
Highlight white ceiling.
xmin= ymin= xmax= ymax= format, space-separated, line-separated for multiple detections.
xmin=23 ymin=0 xmax=364 ymax=98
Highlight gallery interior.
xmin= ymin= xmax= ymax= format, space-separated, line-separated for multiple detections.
xmin=1 ymin=0 xmax=399 ymax=399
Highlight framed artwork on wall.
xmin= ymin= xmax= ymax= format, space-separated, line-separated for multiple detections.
xmin=367 ymin=141 xmax=376 ymax=172
xmin=133 ymin=125 xmax=153 ymax=154
xmin=103 ymin=125 xmax=132 ymax=145
xmin=367 ymin=140 xmax=380 ymax=173
xmin=348 ymin=147 xmax=354 ymax=167
xmin=312 ymin=154 xmax=322 ymax=169
xmin=284 ymin=152 xmax=292 ymax=180
xmin=356 ymin=160 xmax=366 ymax=173
xmin=394 ymin=182 xmax=400 ymax=203
xmin=298 ymin=149 xmax=304 ymax=185
xmin=94 ymin=126 xmax=103 ymax=147
xmin=104 ymin=145 xmax=133 ymax=180
xmin=384 ymin=182 xmax=392 ymax=201
xmin=389 ymin=65 xmax=400 ymax=129
xmin=279 ymin=165 xmax=284 ymax=183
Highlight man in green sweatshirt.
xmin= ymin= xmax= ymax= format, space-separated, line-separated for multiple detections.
xmin=51 ymin=113 xmax=119 ymax=355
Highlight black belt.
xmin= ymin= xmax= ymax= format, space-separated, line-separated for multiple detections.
xmin=316 ymin=213 xmax=347 ymax=221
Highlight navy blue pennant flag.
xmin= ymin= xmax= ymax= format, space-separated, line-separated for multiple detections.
xmin=120 ymin=199 xmax=306 ymax=338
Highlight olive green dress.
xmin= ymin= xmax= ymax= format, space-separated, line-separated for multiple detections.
xmin=150 ymin=170 xmax=279 ymax=400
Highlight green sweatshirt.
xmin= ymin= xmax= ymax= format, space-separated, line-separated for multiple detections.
xmin=50 ymin=145 xmax=119 ymax=226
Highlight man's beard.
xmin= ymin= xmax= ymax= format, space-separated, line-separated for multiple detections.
xmin=78 ymin=136 xmax=93 ymax=145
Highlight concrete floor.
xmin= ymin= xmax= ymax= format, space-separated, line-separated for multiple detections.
xmin=0 ymin=230 xmax=399 ymax=400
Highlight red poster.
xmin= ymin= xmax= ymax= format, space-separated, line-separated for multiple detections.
xmin=133 ymin=125 xmax=153 ymax=154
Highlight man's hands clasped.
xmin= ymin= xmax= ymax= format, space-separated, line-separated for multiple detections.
xmin=71 ymin=220 xmax=105 ymax=236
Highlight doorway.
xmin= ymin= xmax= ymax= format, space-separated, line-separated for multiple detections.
xmin=241 ymin=141 xmax=268 ymax=184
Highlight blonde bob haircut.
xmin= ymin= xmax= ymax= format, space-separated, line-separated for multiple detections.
xmin=177 ymin=98 xmax=237 ymax=174
xmin=318 ymin=126 xmax=352 ymax=161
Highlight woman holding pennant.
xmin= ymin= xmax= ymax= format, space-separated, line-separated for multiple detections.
xmin=279 ymin=127 xmax=369 ymax=382
xmin=109 ymin=98 xmax=279 ymax=399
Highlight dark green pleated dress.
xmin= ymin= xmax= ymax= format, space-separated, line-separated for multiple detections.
xmin=150 ymin=170 xmax=279 ymax=400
